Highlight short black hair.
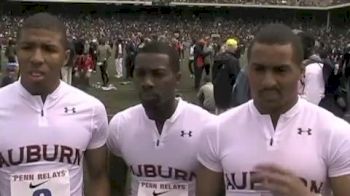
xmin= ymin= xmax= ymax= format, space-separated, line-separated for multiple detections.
xmin=247 ymin=23 xmax=304 ymax=66
xmin=137 ymin=41 xmax=180 ymax=72
xmin=295 ymin=31 xmax=315 ymax=60
xmin=17 ymin=12 xmax=68 ymax=49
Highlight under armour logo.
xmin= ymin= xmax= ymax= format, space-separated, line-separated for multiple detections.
xmin=181 ymin=130 xmax=192 ymax=137
xmin=297 ymin=128 xmax=312 ymax=135
xmin=64 ymin=107 xmax=76 ymax=114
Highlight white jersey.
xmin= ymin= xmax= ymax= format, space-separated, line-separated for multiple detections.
xmin=198 ymin=99 xmax=350 ymax=196
xmin=107 ymin=99 xmax=214 ymax=196
xmin=0 ymin=81 xmax=108 ymax=196
xmin=301 ymin=62 xmax=325 ymax=105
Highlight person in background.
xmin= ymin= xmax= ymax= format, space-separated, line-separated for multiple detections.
xmin=124 ymin=34 xmax=138 ymax=83
xmin=188 ymin=39 xmax=196 ymax=78
xmin=194 ymin=39 xmax=209 ymax=90
xmin=212 ymin=38 xmax=240 ymax=114
xmin=61 ymin=37 xmax=75 ymax=85
xmin=0 ymin=62 xmax=18 ymax=87
xmin=5 ymin=38 xmax=16 ymax=63
xmin=96 ymin=39 xmax=112 ymax=89
xmin=197 ymin=75 xmax=215 ymax=113
xmin=114 ymin=38 xmax=124 ymax=79
xmin=203 ymin=36 xmax=214 ymax=77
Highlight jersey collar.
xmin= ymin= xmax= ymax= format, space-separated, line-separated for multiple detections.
xmin=142 ymin=98 xmax=184 ymax=123
xmin=15 ymin=80 xmax=64 ymax=108
xmin=168 ymin=98 xmax=184 ymax=123
xmin=249 ymin=98 xmax=301 ymax=119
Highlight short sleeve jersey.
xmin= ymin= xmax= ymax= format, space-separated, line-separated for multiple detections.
xmin=198 ymin=99 xmax=350 ymax=195
xmin=0 ymin=81 xmax=108 ymax=196
xmin=107 ymin=99 xmax=214 ymax=196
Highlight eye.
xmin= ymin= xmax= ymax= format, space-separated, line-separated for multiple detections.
xmin=135 ymin=69 xmax=146 ymax=77
xmin=20 ymin=45 xmax=32 ymax=50
xmin=43 ymin=45 xmax=58 ymax=53
xmin=254 ymin=66 xmax=265 ymax=72
xmin=275 ymin=66 xmax=289 ymax=73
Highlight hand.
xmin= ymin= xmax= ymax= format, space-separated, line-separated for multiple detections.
xmin=251 ymin=164 xmax=312 ymax=196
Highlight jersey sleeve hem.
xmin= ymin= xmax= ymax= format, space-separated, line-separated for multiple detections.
xmin=198 ymin=156 xmax=223 ymax=173
xmin=86 ymin=140 xmax=107 ymax=150
xmin=329 ymin=171 xmax=350 ymax=178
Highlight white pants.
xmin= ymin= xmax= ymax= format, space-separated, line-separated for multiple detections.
xmin=115 ymin=58 xmax=123 ymax=77
xmin=61 ymin=67 xmax=72 ymax=85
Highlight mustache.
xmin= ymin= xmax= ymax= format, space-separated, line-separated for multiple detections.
xmin=258 ymin=88 xmax=280 ymax=93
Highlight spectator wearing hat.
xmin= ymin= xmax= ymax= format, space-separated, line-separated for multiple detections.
xmin=212 ymin=38 xmax=240 ymax=114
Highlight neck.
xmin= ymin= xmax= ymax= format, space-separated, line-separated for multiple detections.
xmin=21 ymin=79 xmax=60 ymax=103
xmin=145 ymin=98 xmax=179 ymax=123
xmin=255 ymin=96 xmax=298 ymax=129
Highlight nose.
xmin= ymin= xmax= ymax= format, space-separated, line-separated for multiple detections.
xmin=30 ymin=48 xmax=44 ymax=66
xmin=141 ymin=75 xmax=154 ymax=90
xmin=261 ymin=71 xmax=277 ymax=88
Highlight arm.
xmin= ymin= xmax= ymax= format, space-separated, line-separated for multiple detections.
xmin=107 ymin=114 xmax=128 ymax=195
xmin=196 ymin=164 xmax=223 ymax=196
xmin=197 ymin=120 xmax=224 ymax=196
xmin=330 ymin=175 xmax=350 ymax=196
xmin=328 ymin=119 xmax=350 ymax=196
xmin=85 ymin=146 xmax=111 ymax=196
xmin=85 ymin=102 xmax=110 ymax=196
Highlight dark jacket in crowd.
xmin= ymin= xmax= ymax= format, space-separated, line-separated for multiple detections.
xmin=212 ymin=51 xmax=240 ymax=110
xmin=125 ymin=41 xmax=138 ymax=59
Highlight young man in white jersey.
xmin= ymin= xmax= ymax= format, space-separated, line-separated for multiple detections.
xmin=107 ymin=41 xmax=214 ymax=196
xmin=197 ymin=24 xmax=350 ymax=196
xmin=0 ymin=13 xmax=110 ymax=196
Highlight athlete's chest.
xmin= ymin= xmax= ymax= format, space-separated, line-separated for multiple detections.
xmin=119 ymin=119 xmax=202 ymax=168
xmin=220 ymin=118 xmax=329 ymax=194
xmin=0 ymin=101 xmax=94 ymax=152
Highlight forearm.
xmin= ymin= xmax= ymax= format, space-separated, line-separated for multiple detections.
xmin=86 ymin=173 xmax=111 ymax=196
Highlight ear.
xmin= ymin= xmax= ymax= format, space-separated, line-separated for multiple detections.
xmin=175 ymin=71 xmax=182 ymax=85
xmin=63 ymin=49 xmax=71 ymax=67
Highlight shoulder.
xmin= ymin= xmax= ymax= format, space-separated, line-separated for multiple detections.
xmin=61 ymin=82 xmax=105 ymax=110
xmin=218 ymin=101 xmax=250 ymax=123
xmin=0 ymin=81 xmax=18 ymax=99
xmin=181 ymin=100 xmax=215 ymax=119
xmin=299 ymin=99 xmax=350 ymax=133
xmin=109 ymin=104 xmax=144 ymax=126
xmin=305 ymin=62 xmax=323 ymax=73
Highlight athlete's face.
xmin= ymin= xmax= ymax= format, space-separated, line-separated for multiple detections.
xmin=134 ymin=53 xmax=181 ymax=109
xmin=17 ymin=28 xmax=69 ymax=95
xmin=247 ymin=43 xmax=303 ymax=114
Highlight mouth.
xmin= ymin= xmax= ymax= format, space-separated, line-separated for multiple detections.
xmin=259 ymin=90 xmax=280 ymax=101
xmin=140 ymin=92 xmax=159 ymax=103
xmin=28 ymin=71 xmax=45 ymax=81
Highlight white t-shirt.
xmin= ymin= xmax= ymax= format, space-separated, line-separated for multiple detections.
xmin=301 ymin=62 xmax=325 ymax=105
xmin=197 ymin=82 xmax=215 ymax=112
xmin=189 ymin=46 xmax=195 ymax=60
xmin=198 ymin=99 xmax=350 ymax=196
xmin=107 ymin=99 xmax=214 ymax=196
xmin=0 ymin=81 xmax=108 ymax=196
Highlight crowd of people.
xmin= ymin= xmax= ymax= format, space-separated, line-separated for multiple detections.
xmin=0 ymin=12 xmax=349 ymax=51
xmin=102 ymin=0 xmax=347 ymax=6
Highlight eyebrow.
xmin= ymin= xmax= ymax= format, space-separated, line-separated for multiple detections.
xmin=251 ymin=63 xmax=291 ymax=67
